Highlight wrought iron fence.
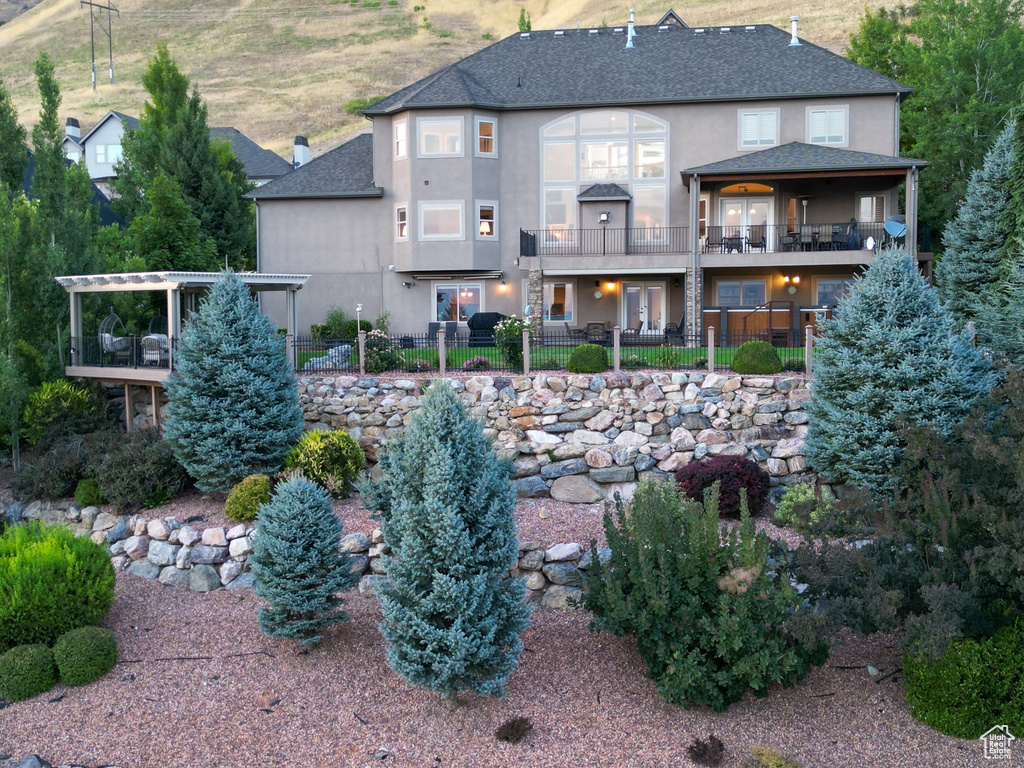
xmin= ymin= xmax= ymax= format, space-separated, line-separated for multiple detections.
xmin=70 ymin=335 xmax=175 ymax=370
xmin=713 ymin=332 xmax=806 ymax=373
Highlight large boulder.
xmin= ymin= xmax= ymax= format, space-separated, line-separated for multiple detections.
xmin=549 ymin=475 xmax=603 ymax=504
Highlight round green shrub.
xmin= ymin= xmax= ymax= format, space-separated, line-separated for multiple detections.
xmin=23 ymin=379 xmax=105 ymax=448
xmin=0 ymin=644 xmax=57 ymax=701
xmin=225 ymin=474 xmax=271 ymax=521
xmin=94 ymin=428 xmax=188 ymax=513
xmin=0 ymin=522 xmax=116 ymax=653
xmin=284 ymin=430 xmax=365 ymax=497
xmin=731 ymin=340 xmax=783 ymax=375
xmin=53 ymin=626 xmax=118 ymax=686
xmin=567 ymin=344 xmax=609 ymax=373
xmin=74 ymin=478 xmax=106 ymax=507
xmin=904 ymin=620 xmax=1024 ymax=739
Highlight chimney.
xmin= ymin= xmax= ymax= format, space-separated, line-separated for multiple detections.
xmin=626 ymin=8 xmax=637 ymax=48
xmin=65 ymin=117 xmax=81 ymax=140
xmin=789 ymin=15 xmax=802 ymax=47
xmin=293 ymin=135 xmax=309 ymax=168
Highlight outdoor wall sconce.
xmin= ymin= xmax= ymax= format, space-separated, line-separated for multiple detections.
xmin=598 ymin=211 xmax=610 ymax=224
xmin=783 ymin=275 xmax=801 ymax=295
xmin=593 ymin=280 xmax=604 ymax=300
xmin=605 ymin=281 xmax=615 ymax=291
xmin=499 ymin=277 xmax=507 ymax=291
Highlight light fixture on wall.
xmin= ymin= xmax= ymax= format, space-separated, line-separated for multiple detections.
xmin=402 ymin=281 xmax=414 ymax=288
xmin=599 ymin=211 xmax=610 ymax=224
xmin=499 ymin=275 xmax=507 ymax=291
xmin=783 ymin=275 xmax=801 ymax=295
xmin=593 ymin=280 xmax=604 ymax=300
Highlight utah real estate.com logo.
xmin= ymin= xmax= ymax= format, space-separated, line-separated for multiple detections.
xmin=980 ymin=725 xmax=1015 ymax=761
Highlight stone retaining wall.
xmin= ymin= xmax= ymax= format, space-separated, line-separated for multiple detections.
xmin=5 ymin=500 xmax=602 ymax=609
xmin=300 ymin=371 xmax=815 ymax=502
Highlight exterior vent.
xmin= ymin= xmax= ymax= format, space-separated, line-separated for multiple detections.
xmin=613 ymin=27 xmax=624 ymax=33
xmin=720 ymin=26 xmax=731 ymax=33
xmin=745 ymin=25 xmax=756 ymax=31
xmin=790 ymin=16 xmax=802 ymax=46
xmin=589 ymin=28 xmax=599 ymax=35
xmin=694 ymin=27 xmax=705 ymax=34
xmin=519 ymin=31 xmax=530 ymax=39
xmin=554 ymin=30 xmax=564 ymax=37
xmin=658 ymin=25 xmax=669 ymax=31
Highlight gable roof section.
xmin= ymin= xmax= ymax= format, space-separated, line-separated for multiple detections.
xmin=80 ymin=110 xmax=138 ymax=145
xmin=682 ymin=142 xmax=928 ymax=176
xmin=365 ymin=23 xmax=909 ymax=115
xmin=21 ymin=150 xmax=124 ymax=227
xmin=247 ymin=133 xmax=381 ymax=200
xmin=210 ymin=127 xmax=293 ymax=180
xmin=578 ymin=183 xmax=632 ymax=201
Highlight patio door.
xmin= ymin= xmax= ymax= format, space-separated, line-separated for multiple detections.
xmin=622 ymin=282 xmax=666 ymax=332
xmin=720 ymin=198 xmax=772 ymax=246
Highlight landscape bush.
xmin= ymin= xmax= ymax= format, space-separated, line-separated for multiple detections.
xmin=12 ymin=439 xmax=91 ymax=500
xmin=22 ymin=379 xmax=106 ymax=448
xmin=0 ymin=522 xmax=115 ymax=652
xmin=74 ymin=478 xmax=106 ymax=507
xmin=903 ymin=619 xmax=1024 ymax=738
xmin=730 ymin=340 xmax=783 ymax=375
xmin=284 ymin=430 xmax=364 ymax=497
xmin=772 ymin=483 xmax=858 ymax=537
xmin=675 ymin=455 xmax=770 ymax=518
xmin=739 ymin=747 xmax=804 ymax=768
xmin=53 ymin=626 xmax=118 ymax=687
xmin=251 ymin=477 xmax=356 ymax=645
xmin=224 ymin=474 xmax=271 ymax=521
xmin=462 ymin=355 xmax=490 ymax=370
xmin=363 ymin=329 xmax=403 ymax=373
xmin=0 ymin=644 xmax=57 ymax=701
xmin=94 ymin=428 xmax=188 ymax=513
xmin=581 ymin=480 xmax=828 ymax=711
xmin=494 ymin=316 xmax=529 ymax=371
xmin=566 ymin=343 xmax=608 ymax=373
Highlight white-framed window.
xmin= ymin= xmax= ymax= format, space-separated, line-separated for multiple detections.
xmin=580 ymin=111 xmax=628 ymax=134
xmin=543 ymin=142 xmax=575 ymax=181
xmin=543 ymin=116 xmax=575 ymax=136
xmin=858 ymin=193 xmax=887 ymax=223
xmin=476 ymin=201 xmax=497 ymax=239
xmin=581 ymin=140 xmax=628 ymax=180
xmin=435 ymin=283 xmax=481 ymax=322
xmin=95 ymin=144 xmax=106 ymax=163
xmin=66 ymin=150 xmax=81 ymax=163
xmin=544 ymin=188 xmax=576 ymax=231
xmin=476 ymin=117 xmax=496 ymax=156
xmin=395 ymin=204 xmax=408 ymax=241
xmin=418 ymin=117 xmax=463 ymax=157
xmin=394 ymin=120 xmax=408 ymax=159
xmin=716 ymin=279 xmax=766 ymax=307
xmin=807 ymin=106 xmax=847 ymax=146
xmin=632 ymin=184 xmax=667 ymax=232
xmin=738 ymin=110 xmax=778 ymax=149
xmin=419 ymin=201 xmax=464 ymax=240
xmin=107 ymin=144 xmax=123 ymax=164
xmin=815 ymin=277 xmax=854 ymax=306
xmin=522 ymin=279 xmax=576 ymax=323
xmin=634 ymin=139 xmax=665 ymax=178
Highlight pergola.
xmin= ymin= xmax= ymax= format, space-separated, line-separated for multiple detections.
xmin=56 ymin=270 xmax=310 ymax=428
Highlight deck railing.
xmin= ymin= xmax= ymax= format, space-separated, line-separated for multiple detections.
xmin=520 ymin=227 xmax=691 ymax=256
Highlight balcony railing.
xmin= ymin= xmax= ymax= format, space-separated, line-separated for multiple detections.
xmin=69 ymin=335 xmax=175 ymax=370
xmin=520 ymin=227 xmax=691 ymax=257
xmin=702 ymin=222 xmax=892 ymax=254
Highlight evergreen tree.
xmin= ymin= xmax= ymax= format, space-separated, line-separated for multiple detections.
xmin=935 ymin=121 xmax=1016 ymax=319
xmin=0 ymin=76 xmax=27 ymax=192
xmin=805 ymin=248 xmax=999 ymax=496
xmin=363 ymin=380 xmax=529 ymax=702
xmin=250 ymin=477 xmax=356 ymax=645
xmin=976 ymin=263 xmax=1024 ymax=366
xmin=1000 ymin=103 xmax=1024 ymax=263
xmin=163 ymin=271 xmax=303 ymax=492
xmin=129 ymin=173 xmax=218 ymax=271
xmin=30 ymin=53 xmax=66 ymax=242
xmin=517 ymin=8 xmax=531 ymax=31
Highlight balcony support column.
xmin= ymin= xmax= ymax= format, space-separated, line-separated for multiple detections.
xmin=527 ymin=267 xmax=544 ymax=338
xmin=906 ymin=165 xmax=919 ymax=256
xmin=685 ymin=174 xmax=703 ymax=337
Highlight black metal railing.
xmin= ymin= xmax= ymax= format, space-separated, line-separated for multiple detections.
xmin=71 ymin=335 xmax=175 ymax=370
xmin=520 ymin=227 xmax=691 ymax=256
xmin=714 ymin=332 xmax=806 ymax=373
xmin=702 ymin=222 xmax=891 ymax=254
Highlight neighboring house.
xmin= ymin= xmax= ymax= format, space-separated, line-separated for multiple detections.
xmin=61 ymin=111 xmax=295 ymax=198
xmin=250 ymin=12 xmax=928 ymax=340
xmin=21 ymin=149 xmax=124 ymax=228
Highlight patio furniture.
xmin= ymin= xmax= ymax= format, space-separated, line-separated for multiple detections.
xmin=141 ymin=333 xmax=169 ymax=366
xmin=779 ymin=231 xmax=800 ymax=252
xmin=98 ymin=312 xmax=130 ymax=364
xmin=722 ymin=234 xmax=745 ymax=253
xmin=466 ymin=312 xmax=507 ymax=347
xmin=747 ymin=225 xmax=767 ymax=252
xmin=829 ymin=224 xmax=845 ymax=250
xmin=564 ymin=322 xmax=584 ymax=339
xmin=428 ymin=321 xmax=458 ymax=345
xmin=704 ymin=226 xmax=725 ymax=253
xmin=585 ymin=321 xmax=610 ymax=345
xmin=799 ymin=224 xmax=819 ymax=251
xmin=844 ymin=218 xmax=862 ymax=250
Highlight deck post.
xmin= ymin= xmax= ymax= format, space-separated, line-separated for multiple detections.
xmin=438 ymin=327 xmax=446 ymax=378
xmin=124 ymin=383 xmax=134 ymax=433
xmin=285 ymin=287 xmax=298 ymax=370
xmin=357 ymin=330 xmax=366 ymax=376
xmin=805 ymin=325 xmax=813 ymax=377
xmin=522 ymin=328 xmax=531 ymax=376
xmin=612 ymin=326 xmax=621 ymax=372
xmin=150 ymin=385 xmax=160 ymax=428
xmin=707 ymin=326 xmax=715 ymax=374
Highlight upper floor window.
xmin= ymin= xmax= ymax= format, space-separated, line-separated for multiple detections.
xmin=66 ymin=150 xmax=81 ymax=163
xmin=107 ymin=144 xmax=122 ymax=164
xmin=581 ymin=140 xmax=628 ymax=180
xmin=634 ymin=139 xmax=665 ymax=178
xmin=95 ymin=144 xmax=106 ymax=163
xmin=738 ymin=110 xmax=777 ymax=149
xmin=476 ymin=118 xmax=496 ymax=156
xmin=395 ymin=205 xmax=408 ymax=241
xmin=419 ymin=201 xmax=464 ymax=240
xmin=858 ymin=194 xmax=886 ymax=223
xmin=394 ymin=120 xmax=408 ymax=159
xmin=808 ymin=107 xmax=847 ymax=145
xmin=477 ymin=202 xmax=497 ymax=239
xmin=418 ymin=117 xmax=463 ymax=157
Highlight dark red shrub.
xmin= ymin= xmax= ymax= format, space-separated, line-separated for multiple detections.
xmin=674 ymin=455 xmax=770 ymax=517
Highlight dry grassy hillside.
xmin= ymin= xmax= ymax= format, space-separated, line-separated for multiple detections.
xmin=0 ymin=0 xmax=893 ymax=160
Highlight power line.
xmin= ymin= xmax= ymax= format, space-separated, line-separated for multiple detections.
xmin=81 ymin=0 xmax=119 ymax=90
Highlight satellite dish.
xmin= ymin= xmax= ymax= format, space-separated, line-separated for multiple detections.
xmin=884 ymin=214 xmax=908 ymax=239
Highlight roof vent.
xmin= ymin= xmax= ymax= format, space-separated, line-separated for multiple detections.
xmin=789 ymin=16 xmax=802 ymax=46
xmin=626 ymin=7 xmax=637 ymax=48
xmin=720 ymin=26 xmax=731 ymax=33
xmin=519 ymin=31 xmax=530 ymax=39
xmin=589 ymin=28 xmax=599 ymax=35
xmin=694 ymin=27 xmax=705 ymax=34
xmin=554 ymin=30 xmax=564 ymax=37
xmin=658 ymin=25 xmax=669 ymax=31
xmin=745 ymin=25 xmax=756 ymax=31
xmin=613 ymin=27 xmax=624 ymax=33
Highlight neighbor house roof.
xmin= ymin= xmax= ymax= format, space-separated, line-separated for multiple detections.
xmin=246 ymin=133 xmax=381 ymax=200
xmin=20 ymin=150 xmax=124 ymax=228
xmin=79 ymin=110 xmax=139 ymax=145
xmin=682 ymin=142 xmax=928 ymax=176
xmin=210 ymin=127 xmax=293 ymax=181
xmin=364 ymin=23 xmax=910 ymax=116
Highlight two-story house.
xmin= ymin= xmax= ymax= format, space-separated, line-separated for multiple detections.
xmin=63 ymin=111 xmax=296 ymax=198
xmin=250 ymin=12 xmax=928 ymax=342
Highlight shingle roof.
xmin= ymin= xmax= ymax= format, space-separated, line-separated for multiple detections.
xmin=21 ymin=150 xmax=124 ymax=228
xmin=210 ymin=127 xmax=293 ymax=180
xmin=364 ymin=23 xmax=909 ymax=115
xmin=577 ymin=183 xmax=632 ymax=200
xmin=247 ymin=133 xmax=381 ymax=200
xmin=682 ymin=142 xmax=928 ymax=175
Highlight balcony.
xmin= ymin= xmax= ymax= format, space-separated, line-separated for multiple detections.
xmin=520 ymin=227 xmax=691 ymax=257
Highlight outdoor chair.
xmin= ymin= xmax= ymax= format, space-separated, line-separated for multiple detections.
xmin=585 ymin=322 xmax=609 ymax=345
xmin=564 ymin=322 xmax=584 ymax=339
xmin=703 ymin=226 xmax=725 ymax=253
xmin=141 ymin=334 xmax=169 ymax=366
xmin=747 ymin=225 xmax=767 ymax=252
xmin=799 ymin=224 xmax=819 ymax=251
xmin=663 ymin=314 xmax=685 ymax=341
xmin=829 ymin=224 xmax=845 ymax=250
xmin=98 ymin=312 xmax=130 ymax=364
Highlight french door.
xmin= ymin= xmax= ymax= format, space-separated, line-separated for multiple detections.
xmin=622 ymin=282 xmax=666 ymax=332
xmin=720 ymin=197 xmax=772 ymax=245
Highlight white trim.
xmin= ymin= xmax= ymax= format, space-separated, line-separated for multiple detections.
xmin=395 ymin=203 xmax=409 ymax=242
xmin=856 ymin=191 xmax=888 ymax=223
xmin=394 ymin=119 xmax=408 ymax=160
xmin=418 ymin=200 xmax=465 ymax=240
xmin=416 ymin=116 xmax=464 ymax=158
xmin=737 ymin=108 xmax=779 ymax=151
xmin=476 ymin=200 xmax=498 ymax=240
xmin=475 ymin=116 xmax=497 ymax=157
xmin=806 ymin=105 xmax=849 ymax=147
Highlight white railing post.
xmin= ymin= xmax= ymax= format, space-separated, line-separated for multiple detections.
xmin=438 ymin=327 xmax=446 ymax=378
xmin=805 ymin=325 xmax=813 ymax=377
xmin=357 ymin=330 xmax=366 ymax=376
xmin=707 ymin=326 xmax=715 ymax=374
xmin=613 ymin=326 xmax=621 ymax=372
xmin=522 ymin=327 xmax=531 ymax=376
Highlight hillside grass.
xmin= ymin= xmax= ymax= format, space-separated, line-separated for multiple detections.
xmin=0 ymin=0 xmax=894 ymax=161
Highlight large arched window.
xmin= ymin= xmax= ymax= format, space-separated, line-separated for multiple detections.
xmin=540 ymin=110 xmax=668 ymax=232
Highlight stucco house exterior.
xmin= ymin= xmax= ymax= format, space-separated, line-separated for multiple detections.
xmin=62 ymin=111 xmax=295 ymax=198
xmin=250 ymin=11 xmax=928 ymax=341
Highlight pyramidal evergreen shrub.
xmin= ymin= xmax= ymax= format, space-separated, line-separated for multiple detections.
xmin=805 ymin=249 xmax=999 ymax=496
xmin=163 ymin=271 xmax=303 ymax=492
xmin=250 ymin=476 xmax=356 ymax=645
xmin=362 ymin=380 xmax=529 ymax=702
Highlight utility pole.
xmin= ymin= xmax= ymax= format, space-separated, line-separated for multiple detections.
xmin=81 ymin=0 xmax=119 ymax=90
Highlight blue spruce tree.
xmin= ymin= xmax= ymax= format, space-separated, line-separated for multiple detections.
xmin=363 ymin=380 xmax=529 ymax=702
xmin=806 ymin=248 xmax=999 ymax=496
xmin=164 ymin=271 xmax=303 ymax=491
xmin=250 ymin=477 xmax=356 ymax=645
xmin=935 ymin=121 xmax=1016 ymax=320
